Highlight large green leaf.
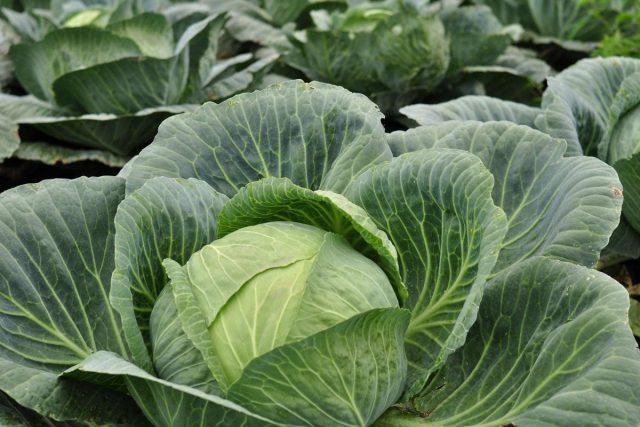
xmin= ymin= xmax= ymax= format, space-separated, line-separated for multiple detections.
xmin=346 ymin=149 xmax=507 ymax=396
xmin=216 ymin=177 xmax=406 ymax=302
xmin=64 ymin=351 xmax=274 ymax=426
xmin=120 ymin=80 xmax=391 ymax=195
xmin=400 ymin=95 xmax=541 ymax=128
xmin=10 ymin=27 xmax=142 ymax=102
xmin=27 ymin=108 xmax=190 ymax=155
xmin=388 ymin=122 xmax=623 ymax=271
xmin=380 ymin=257 xmax=640 ymax=426
xmin=52 ymin=14 xmax=225 ymax=115
xmin=110 ymin=177 xmax=228 ymax=370
xmin=0 ymin=357 xmax=148 ymax=425
xmin=538 ymin=57 xmax=640 ymax=233
xmin=0 ymin=94 xmax=61 ymax=119
xmin=0 ymin=19 xmax=14 ymax=90
xmin=490 ymin=46 xmax=552 ymax=84
xmin=538 ymin=57 xmax=640 ymax=158
xmin=0 ymin=177 xmax=152 ymax=423
xmin=0 ymin=177 xmax=127 ymax=368
xmin=0 ymin=94 xmax=192 ymax=155
xmin=228 ymin=308 xmax=410 ymax=426
xmin=53 ymin=54 xmax=190 ymax=115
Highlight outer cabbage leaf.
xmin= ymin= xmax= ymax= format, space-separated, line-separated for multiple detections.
xmin=0 ymin=357 xmax=148 ymax=425
xmin=53 ymin=54 xmax=190 ymax=115
xmin=606 ymin=72 xmax=640 ymax=234
xmin=110 ymin=177 xmax=228 ymax=370
xmin=379 ymin=257 xmax=640 ymax=426
xmin=0 ymin=94 xmax=193 ymax=155
xmin=538 ymin=57 xmax=640 ymax=234
xmin=10 ymin=27 xmax=142 ymax=102
xmin=469 ymin=0 xmax=534 ymax=30
xmin=228 ymin=308 xmax=410 ymax=426
xmin=52 ymin=14 xmax=227 ymax=115
xmin=538 ymin=57 xmax=640 ymax=158
xmin=1 ymin=8 xmax=52 ymax=43
xmin=0 ymin=176 xmax=149 ymax=423
xmin=346 ymin=148 xmax=507 ymax=396
xmin=400 ymin=95 xmax=541 ymax=128
xmin=120 ymin=80 xmax=391 ymax=195
xmin=64 ymin=351 xmax=273 ymax=426
xmin=388 ymin=122 xmax=623 ymax=271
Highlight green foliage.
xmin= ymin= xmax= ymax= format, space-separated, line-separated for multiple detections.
xmin=0 ymin=2 xmax=276 ymax=162
xmin=0 ymin=82 xmax=637 ymax=426
xmin=0 ymin=2 xmax=638 ymax=426
xmin=591 ymin=1 xmax=640 ymax=58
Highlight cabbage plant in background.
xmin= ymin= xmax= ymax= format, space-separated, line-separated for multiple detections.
xmin=592 ymin=3 xmax=640 ymax=58
xmin=399 ymin=55 xmax=640 ymax=336
xmin=0 ymin=80 xmax=637 ymax=426
xmin=471 ymin=0 xmax=632 ymax=52
xmin=222 ymin=0 xmax=552 ymax=112
xmin=400 ymin=56 xmax=640 ymax=263
xmin=0 ymin=0 xmax=276 ymax=168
